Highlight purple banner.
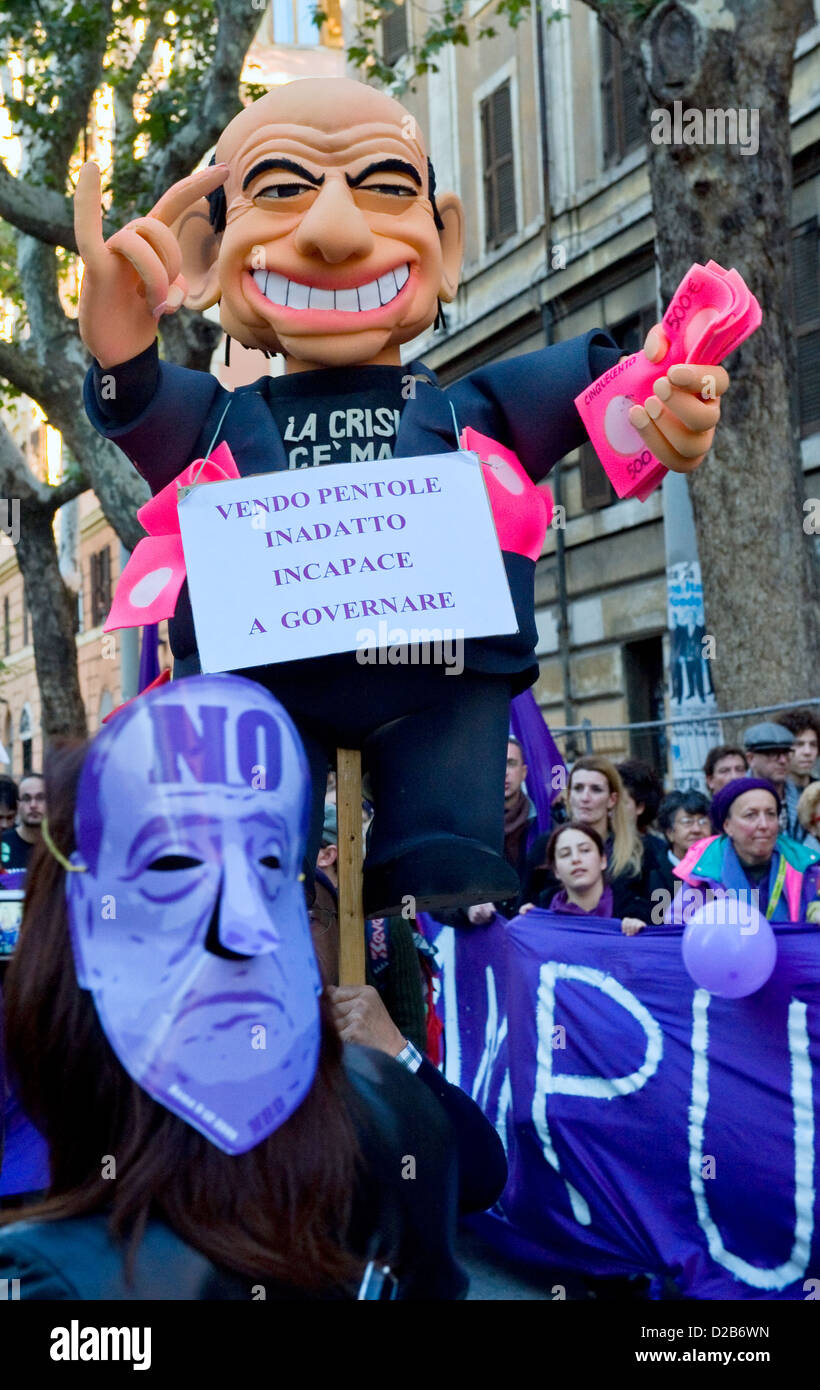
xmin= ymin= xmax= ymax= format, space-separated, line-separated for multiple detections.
xmin=421 ymin=910 xmax=820 ymax=1300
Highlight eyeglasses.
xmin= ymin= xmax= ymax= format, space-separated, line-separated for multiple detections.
xmin=676 ymin=815 xmax=711 ymax=829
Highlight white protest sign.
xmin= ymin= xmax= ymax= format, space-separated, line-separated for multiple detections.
xmin=177 ymin=451 xmax=518 ymax=671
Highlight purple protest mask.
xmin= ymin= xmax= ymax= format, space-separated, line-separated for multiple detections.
xmin=65 ymin=674 xmax=321 ymax=1155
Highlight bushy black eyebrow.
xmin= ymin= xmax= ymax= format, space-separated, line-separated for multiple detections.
xmin=346 ymin=159 xmax=422 ymax=188
xmin=242 ymin=158 xmax=325 ymax=192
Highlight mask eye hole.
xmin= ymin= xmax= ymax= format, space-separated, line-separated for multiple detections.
xmin=259 ymin=854 xmax=281 ymax=870
xmin=148 ymin=854 xmax=203 ymax=871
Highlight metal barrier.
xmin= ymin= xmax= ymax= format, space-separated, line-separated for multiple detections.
xmin=548 ymin=697 xmax=820 ymax=775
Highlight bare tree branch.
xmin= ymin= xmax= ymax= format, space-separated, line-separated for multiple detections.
xmin=24 ymin=0 xmax=114 ymax=189
xmin=39 ymin=471 xmax=87 ymax=513
xmin=0 ymin=337 xmax=54 ymax=411
xmin=146 ymin=0 xmax=263 ymax=193
xmin=0 ymin=413 xmax=53 ymax=502
xmin=0 ymin=414 xmax=86 ymax=735
xmin=0 ymin=336 xmax=149 ymax=550
xmin=0 ymin=160 xmax=76 ymax=250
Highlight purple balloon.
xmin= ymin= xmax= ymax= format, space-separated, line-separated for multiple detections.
xmin=682 ymin=895 xmax=778 ymax=998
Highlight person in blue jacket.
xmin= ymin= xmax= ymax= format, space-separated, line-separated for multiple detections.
xmin=73 ymin=77 xmax=729 ymax=919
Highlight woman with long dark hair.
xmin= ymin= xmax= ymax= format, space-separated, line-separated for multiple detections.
xmin=521 ymin=822 xmax=647 ymax=935
xmin=0 ymin=677 xmax=478 ymax=1300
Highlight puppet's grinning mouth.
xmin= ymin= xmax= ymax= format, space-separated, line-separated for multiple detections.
xmin=251 ymin=265 xmax=410 ymax=312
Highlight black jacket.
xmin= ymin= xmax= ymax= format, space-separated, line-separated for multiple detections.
xmin=0 ymin=1046 xmax=504 ymax=1300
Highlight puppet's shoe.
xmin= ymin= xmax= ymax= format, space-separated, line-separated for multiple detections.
xmin=363 ymin=837 xmax=520 ymax=919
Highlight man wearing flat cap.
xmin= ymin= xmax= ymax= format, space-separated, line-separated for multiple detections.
xmin=744 ymin=721 xmax=799 ymax=837
xmin=670 ymin=777 xmax=820 ymax=923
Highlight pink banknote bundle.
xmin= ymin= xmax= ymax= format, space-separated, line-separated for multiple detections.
xmin=574 ymin=261 xmax=762 ymax=501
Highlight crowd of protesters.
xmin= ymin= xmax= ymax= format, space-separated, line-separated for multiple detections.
xmin=296 ymin=706 xmax=820 ymax=1113
xmin=0 ymin=693 xmax=818 ymax=1301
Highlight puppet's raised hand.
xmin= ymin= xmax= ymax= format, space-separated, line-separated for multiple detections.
xmin=74 ymin=161 xmax=228 ymax=369
xmin=627 ymin=324 xmax=730 ymax=475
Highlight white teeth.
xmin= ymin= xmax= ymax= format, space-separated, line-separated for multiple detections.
xmin=377 ymin=270 xmax=398 ymax=304
xmin=266 ymin=272 xmax=289 ymax=306
xmin=252 ymin=264 xmax=409 ymax=311
xmin=287 ymin=280 xmax=310 ymax=309
xmin=308 ymin=286 xmax=335 ymax=309
xmin=357 ymin=279 xmax=380 ymax=310
xmin=335 ymin=288 xmax=360 ymax=312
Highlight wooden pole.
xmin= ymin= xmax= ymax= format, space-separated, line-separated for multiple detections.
xmin=336 ymin=746 xmax=365 ymax=985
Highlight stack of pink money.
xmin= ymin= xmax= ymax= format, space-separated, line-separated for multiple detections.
xmin=574 ymin=260 xmax=762 ymax=501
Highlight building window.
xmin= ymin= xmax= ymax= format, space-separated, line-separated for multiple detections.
xmin=271 ymin=0 xmax=328 ymax=46
xmin=90 ymin=546 xmax=112 ymax=629
xmin=3 ymin=596 xmax=8 ymax=656
xmin=381 ymin=2 xmax=408 ymax=64
xmin=579 ymin=304 xmax=656 ymax=510
xmin=19 ymin=703 xmax=31 ymax=777
xmin=579 ymin=441 xmax=616 ymax=511
xmin=792 ymin=218 xmax=820 ymax=435
xmin=481 ymin=81 xmax=517 ymax=250
xmin=599 ymin=23 xmax=643 ymax=168
xmin=624 ymin=636 xmax=666 ymax=773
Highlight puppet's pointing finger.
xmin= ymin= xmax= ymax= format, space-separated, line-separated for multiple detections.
xmin=74 ymin=162 xmax=106 ymax=265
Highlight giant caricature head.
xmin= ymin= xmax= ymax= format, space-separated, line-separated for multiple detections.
xmin=174 ymin=77 xmax=464 ymax=370
xmin=65 ymin=674 xmax=321 ymax=1155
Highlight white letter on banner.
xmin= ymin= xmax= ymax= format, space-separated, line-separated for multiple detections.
xmin=496 ymin=1070 xmax=512 ymax=1156
xmin=532 ymin=963 xmax=664 ymax=1226
xmin=436 ymin=927 xmax=461 ymax=1087
xmin=472 ymin=966 xmax=508 ymax=1111
xmin=689 ymin=989 xmax=814 ymax=1289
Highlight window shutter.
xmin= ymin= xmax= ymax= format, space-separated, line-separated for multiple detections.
xmin=579 ymin=441 xmax=616 ymax=510
xmin=621 ymin=53 xmax=643 ymax=152
xmin=792 ymin=219 xmax=820 ymax=434
xmin=481 ymin=83 xmax=517 ymax=249
xmin=382 ymin=3 xmax=408 ymax=65
xmin=90 ymin=547 xmax=112 ymax=628
xmin=101 ymin=546 xmax=111 ymax=612
xmin=600 ymin=25 xmax=618 ymax=167
xmin=600 ymin=23 xmax=641 ymax=165
xmin=493 ymin=85 xmax=516 ymax=240
xmin=90 ymin=551 xmax=99 ymax=627
xmin=793 ymin=220 xmax=819 ymax=324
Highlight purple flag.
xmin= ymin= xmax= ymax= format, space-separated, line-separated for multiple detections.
xmin=510 ymin=689 xmax=565 ymax=850
xmin=138 ymin=623 xmax=160 ymax=693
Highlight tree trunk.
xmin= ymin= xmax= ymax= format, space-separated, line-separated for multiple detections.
xmin=585 ymin=0 xmax=820 ymax=708
xmin=644 ymin=0 xmax=820 ymax=707
xmin=15 ymin=508 xmax=87 ymax=740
